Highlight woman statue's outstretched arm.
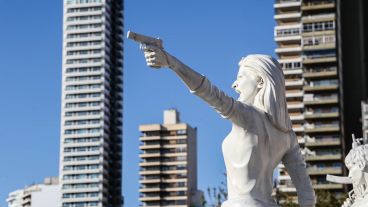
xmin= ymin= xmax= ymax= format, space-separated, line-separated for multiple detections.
xmin=143 ymin=45 xmax=247 ymax=123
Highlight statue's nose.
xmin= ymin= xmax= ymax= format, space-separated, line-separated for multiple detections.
xmin=232 ymin=82 xmax=237 ymax=89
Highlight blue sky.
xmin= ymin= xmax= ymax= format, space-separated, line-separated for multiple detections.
xmin=0 ymin=1 xmax=276 ymax=206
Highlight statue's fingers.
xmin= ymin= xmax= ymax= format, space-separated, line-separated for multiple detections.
xmin=147 ymin=62 xmax=158 ymax=68
xmin=144 ymin=52 xmax=156 ymax=59
xmin=142 ymin=44 xmax=159 ymax=52
xmin=146 ymin=58 xmax=157 ymax=65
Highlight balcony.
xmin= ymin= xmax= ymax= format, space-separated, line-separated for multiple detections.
xmin=304 ymin=123 xmax=340 ymax=133
xmin=139 ymin=187 xmax=161 ymax=193
xmin=140 ymin=179 xmax=161 ymax=184
xmin=304 ymin=67 xmax=337 ymax=78
xmin=303 ymin=35 xmax=336 ymax=51
xmin=279 ymin=187 xmax=297 ymax=193
xmin=284 ymin=68 xmax=303 ymax=75
xmin=287 ymin=101 xmax=304 ymax=109
xmin=139 ymin=144 xmax=161 ymax=150
xmin=303 ymin=85 xmax=338 ymax=91
xmin=274 ymin=25 xmax=301 ymax=42
xmin=305 ymin=138 xmax=341 ymax=146
xmin=292 ymin=124 xmax=304 ymax=132
xmin=285 ymin=79 xmax=304 ymax=87
xmin=307 ymin=167 xmax=342 ymax=175
xmin=304 ymin=97 xmax=338 ymax=105
xmin=275 ymin=46 xmax=302 ymax=54
xmin=139 ymin=161 xmax=161 ymax=167
xmin=274 ymin=0 xmax=301 ymax=8
xmin=303 ymin=81 xmax=338 ymax=91
xmin=302 ymin=56 xmax=336 ymax=64
xmin=289 ymin=113 xmax=304 ymax=121
xmin=139 ymin=152 xmax=161 ymax=158
xmin=139 ymin=136 xmax=161 ymax=141
xmin=313 ymin=184 xmax=343 ymax=189
xmin=301 ymin=1 xmax=335 ymax=11
xmin=304 ymin=111 xmax=339 ymax=119
xmin=302 ymin=26 xmax=335 ymax=40
xmin=302 ymin=14 xmax=335 ymax=23
xmin=286 ymin=90 xmax=304 ymax=98
xmin=278 ymin=175 xmax=291 ymax=182
xmin=139 ymin=170 xmax=161 ymax=176
xmin=274 ymin=11 xmax=301 ymax=21
xmin=278 ymin=180 xmax=296 ymax=192
xmin=139 ymin=196 xmax=161 ymax=202
xmin=304 ymin=43 xmax=335 ymax=51
xmin=305 ymin=153 xmax=341 ymax=161
xmin=275 ymin=35 xmax=301 ymax=43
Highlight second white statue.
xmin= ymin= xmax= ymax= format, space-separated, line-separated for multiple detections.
xmin=129 ymin=31 xmax=316 ymax=207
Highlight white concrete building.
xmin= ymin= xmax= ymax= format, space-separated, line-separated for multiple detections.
xmin=6 ymin=177 xmax=60 ymax=207
xmin=139 ymin=109 xmax=203 ymax=207
xmin=59 ymin=0 xmax=123 ymax=206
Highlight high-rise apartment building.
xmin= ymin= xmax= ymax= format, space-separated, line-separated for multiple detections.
xmin=59 ymin=0 xmax=123 ymax=207
xmin=274 ymin=0 xmax=343 ymax=200
xmin=138 ymin=109 xmax=203 ymax=207
xmin=6 ymin=177 xmax=60 ymax=207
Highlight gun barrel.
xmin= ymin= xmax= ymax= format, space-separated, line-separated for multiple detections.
xmin=127 ymin=30 xmax=163 ymax=49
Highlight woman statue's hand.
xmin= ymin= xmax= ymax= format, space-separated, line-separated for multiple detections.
xmin=142 ymin=44 xmax=171 ymax=69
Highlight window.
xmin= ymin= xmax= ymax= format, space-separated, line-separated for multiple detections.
xmin=303 ymin=21 xmax=335 ymax=33
xmin=65 ymin=67 xmax=101 ymax=73
xmin=67 ymin=0 xmax=102 ymax=5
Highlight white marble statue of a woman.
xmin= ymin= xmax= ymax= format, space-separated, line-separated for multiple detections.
xmin=138 ymin=44 xmax=316 ymax=207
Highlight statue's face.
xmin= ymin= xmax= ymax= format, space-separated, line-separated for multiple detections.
xmin=349 ymin=164 xmax=365 ymax=186
xmin=232 ymin=68 xmax=261 ymax=104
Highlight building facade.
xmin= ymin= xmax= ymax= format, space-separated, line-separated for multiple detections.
xmin=6 ymin=177 xmax=60 ymax=207
xmin=138 ymin=109 xmax=203 ymax=207
xmin=59 ymin=0 xmax=123 ymax=206
xmin=274 ymin=0 xmax=343 ymax=200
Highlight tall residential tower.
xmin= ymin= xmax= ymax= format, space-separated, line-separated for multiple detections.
xmin=59 ymin=0 xmax=123 ymax=206
xmin=274 ymin=0 xmax=343 ymax=200
xmin=138 ymin=109 xmax=203 ymax=207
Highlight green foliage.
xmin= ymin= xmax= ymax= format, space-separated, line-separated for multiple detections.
xmin=204 ymin=174 xmax=227 ymax=207
xmin=204 ymin=174 xmax=348 ymax=207
xmin=275 ymin=188 xmax=347 ymax=207
xmin=274 ymin=189 xmax=298 ymax=207
xmin=315 ymin=190 xmax=347 ymax=207
xmin=205 ymin=184 xmax=227 ymax=207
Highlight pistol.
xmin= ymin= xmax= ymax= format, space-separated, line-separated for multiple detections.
xmin=127 ymin=30 xmax=163 ymax=49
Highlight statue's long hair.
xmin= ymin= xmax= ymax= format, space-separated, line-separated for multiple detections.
xmin=239 ymin=54 xmax=292 ymax=132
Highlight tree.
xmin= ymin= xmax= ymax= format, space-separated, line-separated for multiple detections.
xmin=315 ymin=190 xmax=346 ymax=207
xmin=204 ymin=173 xmax=227 ymax=207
